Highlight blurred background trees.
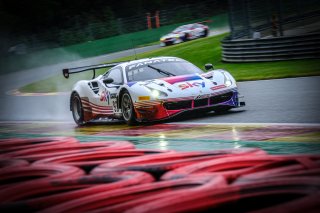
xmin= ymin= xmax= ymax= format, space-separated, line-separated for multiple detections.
xmin=0 ymin=0 xmax=227 ymax=54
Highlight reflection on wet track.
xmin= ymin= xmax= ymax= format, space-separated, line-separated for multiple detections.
xmin=0 ymin=122 xmax=319 ymax=154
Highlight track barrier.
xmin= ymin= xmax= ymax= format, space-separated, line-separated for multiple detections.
xmin=91 ymin=148 xmax=266 ymax=179
xmin=2 ymin=141 xmax=135 ymax=162
xmin=40 ymin=174 xmax=226 ymax=213
xmin=0 ymin=137 xmax=78 ymax=154
xmin=0 ymin=171 xmax=154 ymax=212
xmin=34 ymin=149 xmax=167 ymax=173
xmin=126 ymin=177 xmax=320 ymax=213
xmin=0 ymin=136 xmax=319 ymax=212
xmin=0 ymin=164 xmax=84 ymax=197
xmin=0 ymin=159 xmax=29 ymax=169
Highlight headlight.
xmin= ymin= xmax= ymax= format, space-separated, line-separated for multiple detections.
xmin=223 ymin=73 xmax=233 ymax=87
xmin=144 ymin=86 xmax=168 ymax=98
xmin=151 ymin=90 xmax=160 ymax=98
xmin=151 ymin=89 xmax=168 ymax=98
xmin=225 ymin=80 xmax=232 ymax=87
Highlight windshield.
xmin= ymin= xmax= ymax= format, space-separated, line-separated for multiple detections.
xmin=126 ymin=59 xmax=203 ymax=82
xmin=173 ymin=25 xmax=190 ymax=33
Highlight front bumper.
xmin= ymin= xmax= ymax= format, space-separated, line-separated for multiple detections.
xmin=134 ymin=90 xmax=244 ymax=122
xmin=160 ymin=37 xmax=183 ymax=46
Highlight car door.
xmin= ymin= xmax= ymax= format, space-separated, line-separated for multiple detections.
xmin=192 ymin=24 xmax=204 ymax=38
xmin=101 ymin=67 xmax=124 ymax=114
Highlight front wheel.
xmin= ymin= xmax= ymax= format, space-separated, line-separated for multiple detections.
xmin=201 ymin=29 xmax=208 ymax=37
xmin=71 ymin=93 xmax=86 ymax=126
xmin=182 ymin=33 xmax=189 ymax=42
xmin=121 ymin=92 xmax=136 ymax=125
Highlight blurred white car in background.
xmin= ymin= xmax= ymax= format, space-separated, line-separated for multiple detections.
xmin=160 ymin=23 xmax=209 ymax=47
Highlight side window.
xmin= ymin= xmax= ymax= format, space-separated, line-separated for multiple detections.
xmin=105 ymin=68 xmax=123 ymax=85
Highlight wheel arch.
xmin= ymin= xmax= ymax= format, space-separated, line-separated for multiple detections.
xmin=70 ymin=91 xmax=79 ymax=111
xmin=69 ymin=81 xmax=89 ymax=110
xmin=118 ymin=88 xmax=130 ymax=109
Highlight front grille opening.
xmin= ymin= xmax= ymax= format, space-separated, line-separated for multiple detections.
xmin=210 ymin=92 xmax=233 ymax=105
xmin=164 ymin=100 xmax=192 ymax=110
xmin=194 ymin=98 xmax=208 ymax=108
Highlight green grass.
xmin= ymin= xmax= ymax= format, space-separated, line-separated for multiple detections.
xmin=1 ymin=13 xmax=228 ymax=74
xmin=20 ymin=33 xmax=320 ymax=93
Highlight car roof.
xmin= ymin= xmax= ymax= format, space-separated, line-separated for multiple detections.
xmin=116 ymin=56 xmax=183 ymax=69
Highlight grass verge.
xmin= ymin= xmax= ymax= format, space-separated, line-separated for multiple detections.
xmin=20 ymin=33 xmax=320 ymax=93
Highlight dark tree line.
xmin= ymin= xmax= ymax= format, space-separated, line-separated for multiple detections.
xmin=1 ymin=0 xmax=225 ymax=35
xmin=0 ymin=0 xmax=227 ymax=54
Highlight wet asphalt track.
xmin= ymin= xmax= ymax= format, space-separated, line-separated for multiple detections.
xmin=0 ymin=76 xmax=320 ymax=124
xmin=0 ymin=26 xmax=319 ymax=124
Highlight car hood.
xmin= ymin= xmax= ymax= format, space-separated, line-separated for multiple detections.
xmin=129 ymin=72 xmax=231 ymax=100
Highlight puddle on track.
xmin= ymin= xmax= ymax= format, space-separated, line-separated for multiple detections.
xmin=0 ymin=122 xmax=319 ymax=154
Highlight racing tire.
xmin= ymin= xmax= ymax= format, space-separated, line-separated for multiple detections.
xmin=202 ymin=29 xmax=209 ymax=37
xmin=182 ymin=33 xmax=189 ymax=42
xmin=91 ymin=148 xmax=265 ymax=179
xmin=127 ymin=177 xmax=320 ymax=213
xmin=71 ymin=93 xmax=86 ymax=126
xmin=0 ymin=171 xmax=154 ymax=211
xmin=34 ymin=149 xmax=164 ymax=173
xmin=40 ymin=174 xmax=225 ymax=213
xmin=121 ymin=92 xmax=136 ymax=125
xmin=4 ymin=141 xmax=135 ymax=162
xmin=0 ymin=159 xmax=29 ymax=169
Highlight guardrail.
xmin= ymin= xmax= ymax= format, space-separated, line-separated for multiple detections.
xmin=221 ymin=33 xmax=320 ymax=62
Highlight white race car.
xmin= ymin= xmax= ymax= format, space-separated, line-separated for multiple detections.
xmin=63 ymin=57 xmax=245 ymax=125
xmin=160 ymin=23 xmax=209 ymax=46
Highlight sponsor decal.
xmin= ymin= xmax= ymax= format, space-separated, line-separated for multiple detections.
xmin=110 ymin=93 xmax=117 ymax=99
xmin=162 ymin=74 xmax=202 ymax=85
xmin=138 ymin=96 xmax=150 ymax=101
xmin=127 ymin=58 xmax=182 ymax=70
xmin=210 ymin=85 xmax=226 ymax=90
xmin=179 ymin=81 xmax=205 ymax=90
xmin=112 ymin=100 xmax=119 ymax=112
xmin=100 ymin=90 xmax=110 ymax=104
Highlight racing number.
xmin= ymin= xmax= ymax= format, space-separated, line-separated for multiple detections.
xmin=113 ymin=100 xmax=117 ymax=112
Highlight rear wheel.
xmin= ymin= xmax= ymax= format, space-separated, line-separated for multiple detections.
xmin=71 ymin=93 xmax=86 ymax=126
xmin=121 ymin=92 xmax=136 ymax=125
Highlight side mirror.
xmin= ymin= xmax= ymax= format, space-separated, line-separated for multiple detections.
xmin=205 ymin=63 xmax=214 ymax=71
xmin=103 ymin=78 xmax=114 ymax=84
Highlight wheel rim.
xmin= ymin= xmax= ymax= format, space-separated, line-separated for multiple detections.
xmin=72 ymin=96 xmax=82 ymax=121
xmin=122 ymin=94 xmax=132 ymax=121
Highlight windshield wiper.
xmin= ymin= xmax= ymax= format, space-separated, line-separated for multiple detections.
xmin=147 ymin=65 xmax=176 ymax=77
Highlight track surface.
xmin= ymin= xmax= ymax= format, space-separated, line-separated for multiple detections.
xmin=0 ymin=76 xmax=319 ymax=123
xmin=0 ymin=75 xmax=319 ymax=154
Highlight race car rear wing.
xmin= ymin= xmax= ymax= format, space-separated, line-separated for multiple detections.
xmin=62 ymin=61 xmax=125 ymax=79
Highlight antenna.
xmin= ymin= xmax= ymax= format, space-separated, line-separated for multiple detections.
xmin=131 ymin=39 xmax=138 ymax=60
